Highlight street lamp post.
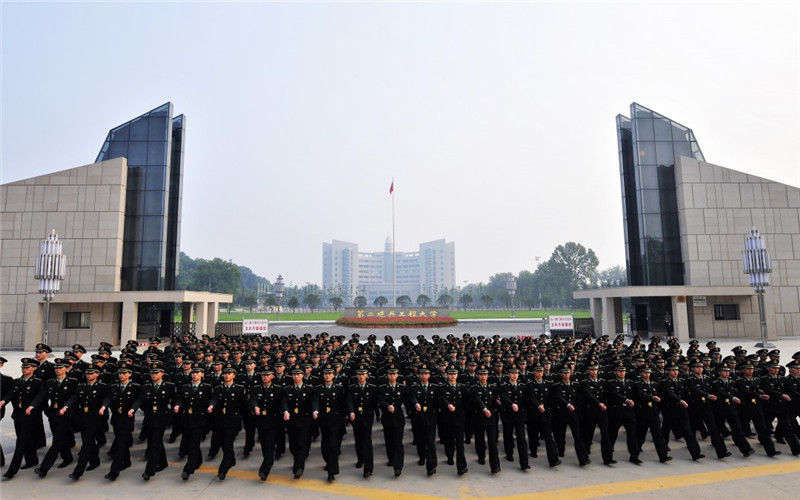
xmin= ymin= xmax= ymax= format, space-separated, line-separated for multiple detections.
xmin=742 ymin=227 xmax=775 ymax=349
xmin=507 ymin=275 xmax=517 ymax=319
xmin=34 ymin=230 xmax=66 ymax=346
xmin=274 ymin=274 xmax=285 ymax=321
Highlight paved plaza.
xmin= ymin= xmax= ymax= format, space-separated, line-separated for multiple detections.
xmin=2 ymin=320 xmax=799 ymax=499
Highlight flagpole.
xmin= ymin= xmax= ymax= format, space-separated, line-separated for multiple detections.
xmin=391 ymin=177 xmax=396 ymax=307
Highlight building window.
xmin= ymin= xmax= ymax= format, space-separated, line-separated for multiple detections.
xmin=64 ymin=312 xmax=91 ymax=329
xmin=713 ymin=304 xmax=739 ymax=321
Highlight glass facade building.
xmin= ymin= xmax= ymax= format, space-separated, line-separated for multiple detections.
xmin=616 ymin=103 xmax=704 ymax=333
xmin=96 ymin=103 xmax=185 ymax=336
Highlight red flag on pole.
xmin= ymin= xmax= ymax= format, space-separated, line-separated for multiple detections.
xmin=389 ymin=181 xmax=394 ymax=194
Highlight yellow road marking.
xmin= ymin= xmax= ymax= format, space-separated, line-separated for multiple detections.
xmin=187 ymin=460 xmax=800 ymax=500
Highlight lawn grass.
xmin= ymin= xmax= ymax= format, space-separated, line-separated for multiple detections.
xmin=177 ymin=309 xmax=593 ymax=322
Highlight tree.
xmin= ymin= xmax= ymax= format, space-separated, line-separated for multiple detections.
xmin=416 ymin=294 xmax=430 ymax=307
xmin=437 ymin=294 xmax=453 ymax=307
xmin=550 ymin=242 xmax=599 ymax=289
xmin=374 ymin=296 xmax=388 ymax=307
xmin=480 ymin=294 xmax=494 ymax=308
xmin=190 ymin=257 xmax=241 ymax=312
xmin=396 ymin=295 xmax=412 ymax=307
xmin=329 ymin=297 xmax=343 ymax=311
xmin=304 ymin=294 xmax=321 ymax=312
xmin=242 ymin=292 xmax=257 ymax=313
xmin=459 ymin=293 xmax=473 ymax=310
xmin=287 ymin=296 xmax=300 ymax=312
xmin=263 ymin=295 xmax=277 ymax=307
xmin=354 ymin=295 xmax=367 ymax=308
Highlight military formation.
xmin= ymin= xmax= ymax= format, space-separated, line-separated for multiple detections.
xmin=1 ymin=332 xmax=800 ymax=484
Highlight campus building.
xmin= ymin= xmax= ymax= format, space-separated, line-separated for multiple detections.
xmin=322 ymin=237 xmax=455 ymax=305
xmin=0 ymin=103 xmax=231 ymax=349
xmin=575 ymin=103 xmax=800 ymax=341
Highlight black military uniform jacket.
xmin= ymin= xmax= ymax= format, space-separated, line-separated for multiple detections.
xmin=378 ymin=383 xmax=411 ymax=426
xmin=549 ymin=381 xmax=579 ymax=415
xmin=605 ymin=377 xmax=636 ymax=416
xmin=578 ymin=377 xmax=606 ymax=415
xmin=31 ymin=376 xmax=79 ymax=417
xmin=209 ymin=383 xmax=247 ymax=428
xmin=101 ymin=381 xmax=141 ymax=422
xmin=65 ymin=381 xmax=110 ymax=424
xmin=439 ymin=382 xmax=470 ymax=425
xmin=499 ymin=382 xmax=529 ymax=422
xmin=632 ymin=380 xmax=660 ymax=415
xmin=526 ymin=379 xmax=550 ymax=413
xmin=685 ymin=375 xmax=715 ymax=405
xmin=35 ymin=360 xmax=55 ymax=381
xmin=470 ymin=382 xmax=498 ymax=420
xmin=285 ymin=383 xmax=316 ymax=428
xmin=760 ymin=375 xmax=788 ymax=409
xmin=315 ymin=383 xmax=346 ymax=428
xmin=174 ymin=382 xmax=213 ymax=427
xmin=2 ymin=376 xmax=44 ymax=420
xmin=131 ymin=381 xmax=176 ymax=423
xmin=250 ymin=383 xmax=287 ymax=422
xmin=409 ymin=383 xmax=439 ymax=425
xmin=345 ymin=383 xmax=378 ymax=424
xmin=658 ymin=377 xmax=688 ymax=409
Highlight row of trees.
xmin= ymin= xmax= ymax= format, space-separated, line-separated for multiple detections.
xmin=176 ymin=242 xmax=627 ymax=313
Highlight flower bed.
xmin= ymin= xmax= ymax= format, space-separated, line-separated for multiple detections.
xmin=335 ymin=316 xmax=458 ymax=328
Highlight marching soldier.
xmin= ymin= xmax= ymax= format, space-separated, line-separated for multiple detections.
xmin=284 ymin=364 xmax=316 ymax=479
xmin=236 ymin=357 xmax=260 ymax=457
xmin=711 ymin=364 xmax=755 ymax=457
xmin=63 ymin=363 xmax=110 ymax=480
xmin=578 ymin=362 xmax=612 ymax=464
xmin=605 ymin=363 xmax=642 ymax=465
xmin=251 ymin=366 xmax=287 ymax=481
xmin=658 ymin=363 xmax=704 ymax=460
xmin=470 ymin=364 xmax=501 ymax=474
xmin=207 ymin=363 xmax=247 ymax=480
xmin=173 ymin=363 xmax=212 ymax=480
xmin=0 ymin=358 xmax=44 ymax=479
xmin=130 ymin=361 xmax=176 ymax=480
xmin=685 ymin=361 xmax=730 ymax=459
xmin=526 ymin=362 xmax=560 ymax=467
xmin=736 ymin=362 xmax=780 ymax=456
xmin=409 ymin=363 xmax=439 ymax=476
xmin=550 ymin=365 xmax=590 ymax=466
xmin=760 ymin=362 xmax=800 ymax=455
xmin=29 ymin=358 xmax=79 ymax=478
xmin=346 ymin=363 xmax=378 ymax=478
xmin=632 ymin=365 xmax=671 ymax=462
xmin=314 ymin=363 xmax=346 ymax=481
xmin=100 ymin=363 xmax=141 ymax=480
xmin=499 ymin=364 xmax=531 ymax=470
xmin=439 ymin=363 xmax=469 ymax=476
xmin=378 ymin=363 xmax=411 ymax=477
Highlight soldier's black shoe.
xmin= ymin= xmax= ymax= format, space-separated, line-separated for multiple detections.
xmin=68 ymin=473 xmax=80 ymax=481
xmin=293 ymin=469 xmax=303 ymax=479
xmin=104 ymin=473 xmax=117 ymax=481
xmin=579 ymin=459 xmax=591 ymax=466
xmin=259 ymin=472 xmax=267 ymax=481
xmin=363 ymin=470 xmax=372 ymax=478
xmin=491 ymin=467 xmax=501 ymax=474
xmin=356 ymin=461 xmax=364 ymax=468
xmin=275 ymin=452 xmax=282 ymax=460
xmin=505 ymin=455 xmax=514 ymax=462
xmin=447 ymin=457 xmax=454 ymax=466
xmin=458 ymin=468 xmax=468 ymax=476
xmin=630 ymin=458 xmax=643 ymax=465
xmin=767 ymin=451 xmax=782 ymax=457
xmin=660 ymin=456 xmax=673 ymax=463
xmin=181 ymin=472 xmax=190 ymax=480
xmin=718 ymin=451 xmax=732 ymax=459
xmin=207 ymin=452 xmax=217 ymax=460
xmin=743 ymin=449 xmax=755 ymax=457
xmin=531 ymin=451 xmax=538 ymax=458
xmin=327 ymin=473 xmax=335 ymax=482
xmin=559 ymin=451 xmax=565 ymax=457
xmin=604 ymin=460 xmax=617 ymax=465
xmin=550 ymin=460 xmax=561 ymax=467
xmin=521 ymin=465 xmax=531 ymax=471
xmin=243 ymin=449 xmax=250 ymax=458
xmin=21 ymin=461 xmax=38 ymax=470
xmin=427 ymin=468 xmax=436 ymax=476
xmin=34 ymin=467 xmax=46 ymax=478
xmin=57 ymin=459 xmax=73 ymax=469
xmin=417 ymin=458 xmax=425 ymax=466
xmin=141 ymin=472 xmax=151 ymax=481
xmin=217 ymin=473 xmax=225 ymax=481
xmin=692 ymin=454 xmax=705 ymax=461
xmin=478 ymin=457 xmax=485 ymax=465
xmin=86 ymin=462 xmax=99 ymax=471
xmin=394 ymin=468 xmax=402 ymax=477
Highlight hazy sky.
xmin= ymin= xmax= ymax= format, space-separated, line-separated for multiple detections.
xmin=2 ymin=1 xmax=798 ymax=288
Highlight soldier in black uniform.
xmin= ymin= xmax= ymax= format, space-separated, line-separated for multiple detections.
xmin=470 ymin=364 xmax=501 ymax=474
xmin=251 ymin=366 xmax=287 ymax=481
xmin=632 ymin=365 xmax=671 ymax=462
xmin=173 ymin=363 xmax=213 ymax=480
xmin=685 ymin=361 xmax=730 ymax=459
xmin=208 ymin=363 xmax=247 ymax=480
xmin=785 ymin=360 xmax=800 ymax=439
xmin=346 ymin=363 xmax=378 ymax=478
xmin=29 ymin=358 xmax=78 ymax=477
xmin=32 ymin=344 xmax=53 ymax=449
xmin=736 ymin=362 xmax=780 ymax=456
xmin=711 ymin=364 xmax=755 ymax=457
xmin=236 ymin=357 xmax=260 ymax=457
xmin=578 ymin=362 xmax=612 ymax=464
xmin=314 ymin=363 xmax=346 ymax=481
xmin=658 ymin=363 xmax=704 ymax=460
xmin=100 ymin=363 xmax=141 ymax=480
xmin=63 ymin=363 xmax=110 ymax=480
xmin=0 ymin=358 xmax=44 ymax=479
xmin=130 ymin=361 xmax=176 ymax=480
xmin=550 ymin=365 xmax=590 ymax=466
xmin=439 ymin=363 xmax=470 ymax=475
xmin=605 ymin=363 xmax=642 ymax=465
xmin=499 ymin=364 xmax=531 ymax=470
xmin=526 ymin=362 xmax=560 ymax=467
xmin=760 ymin=362 xmax=800 ymax=455
xmin=409 ymin=363 xmax=439 ymax=476
xmin=284 ymin=364 xmax=316 ymax=479
xmin=378 ymin=363 xmax=411 ymax=477
xmin=0 ymin=356 xmax=11 ymax=467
